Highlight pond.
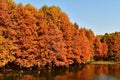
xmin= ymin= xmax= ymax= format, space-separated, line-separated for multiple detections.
xmin=0 ymin=64 xmax=120 ymax=80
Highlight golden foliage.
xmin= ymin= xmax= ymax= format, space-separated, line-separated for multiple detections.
xmin=0 ymin=0 xmax=119 ymax=69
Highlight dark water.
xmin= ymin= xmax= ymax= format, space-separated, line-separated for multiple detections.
xmin=0 ymin=64 xmax=120 ymax=80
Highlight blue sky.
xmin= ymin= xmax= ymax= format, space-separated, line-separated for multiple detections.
xmin=13 ymin=0 xmax=120 ymax=35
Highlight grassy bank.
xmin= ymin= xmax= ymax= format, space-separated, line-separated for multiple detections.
xmin=90 ymin=61 xmax=118 ymax=65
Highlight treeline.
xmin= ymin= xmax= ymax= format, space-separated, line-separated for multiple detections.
xmin=0 ymin=0 xmax=120 ymax=69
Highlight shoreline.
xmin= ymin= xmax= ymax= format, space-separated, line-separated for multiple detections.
xmin=90 ymin=61 xmax=119 ymax=65
xmin=0 ymin=61 xmax=120 ymax=72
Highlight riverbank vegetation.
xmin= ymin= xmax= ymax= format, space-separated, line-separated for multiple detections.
xmin=0 ymin=0 xmax=120 ymax=70
xmin=90 ymin=61 xmax=118 ymax=65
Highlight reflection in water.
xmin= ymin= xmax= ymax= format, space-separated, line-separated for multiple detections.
xmin=0 ymin=64 xmax=120 ymax=80
xmin=95 ymin=74 xmax=116 ymax=80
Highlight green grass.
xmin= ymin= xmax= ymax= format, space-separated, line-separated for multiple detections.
xmin=90 ymin=61 xmax=118 ymax=65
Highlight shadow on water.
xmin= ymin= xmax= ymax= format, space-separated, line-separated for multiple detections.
xmin=0 ymin=64 xmax=120 ymax=80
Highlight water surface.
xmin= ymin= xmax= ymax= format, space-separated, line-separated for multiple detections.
xmin=0 ymin=64 xmax=120 ymax=80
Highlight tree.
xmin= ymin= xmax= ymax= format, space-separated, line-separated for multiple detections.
xmin=0 ymin=0 xmax=10 ymax=26
xmin=102 ymin=32 xmax=120 ymax=58
xmin=10 ymin=3 xmax=39 ymax=68
xmin=39 ymin=6 xmax=76 ymax=57
xmin=36 ymin=20 xmax=74 ymax=67
xmin=0 ymin=29 xmax=16 ymax=67
xmin=83 ymin=28 xmax=95 ymax=57
xmin=73 ymin=28 xmax=93 ymax=63
xmin=94 ymin=36 xmax=108 ymax=60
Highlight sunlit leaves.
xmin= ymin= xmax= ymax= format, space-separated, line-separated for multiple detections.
xmin=0 ymin=0 xmax=119 ymax=69
xmin=102 ymin=32 xmax=120 ymax=58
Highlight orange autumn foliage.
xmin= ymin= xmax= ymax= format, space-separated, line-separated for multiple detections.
xmin=94 ymin=36 xmax=108 ymax=60
xmin=0 ymin=0 xmax=119 ymax=69
xmin=73 ymin=28 xmax=93 ymax=63
xmin=102 ymin=32 xmax=120 ymax=58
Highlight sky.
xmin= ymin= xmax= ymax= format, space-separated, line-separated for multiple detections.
xmin=13 ymin=0 xmax=120 ymax=35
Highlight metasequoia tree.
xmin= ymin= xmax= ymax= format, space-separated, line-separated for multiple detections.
xmin=94 ymin=36 xmax=108 ymax=60
xmin=0 ymin=0 xmax=10 ymax=26
xmin=82 ymin=28 xmax=95 ymax=58
xmin=36 ymin=20 xmax=74 ymax=67
xmin=102 ymin=32 xmax=120 ymax=58
xmin=10 ymin=3 xmax=40 ymax=68
xmin=0 ymin=29 xmax=16 ymax=67
xmin=0 ymin=0 xmax=17 ymax=67
xmin=39 ymin=6 xmax=76 ymax=57
xmin=36 ymin=6 xmax=75 ymax=67
xmin=73 ymin=28 xmax=93 ymax=63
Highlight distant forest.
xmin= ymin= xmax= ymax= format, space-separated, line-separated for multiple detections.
xmin=0 ymin=0 xmax=120 ymax=69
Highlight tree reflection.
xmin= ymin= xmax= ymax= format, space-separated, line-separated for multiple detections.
xmin=0 ymin=64 xmax=120 ymax=80
xmin=17 ymin=75 xmax=45 ymax=80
